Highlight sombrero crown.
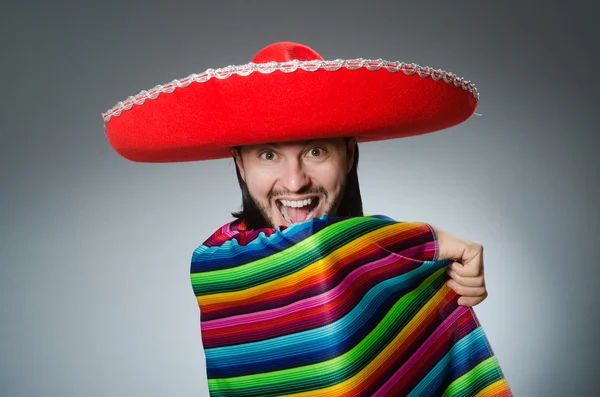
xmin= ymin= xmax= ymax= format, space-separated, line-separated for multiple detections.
xmin=103 ymin=42 xmax=478 ymax=162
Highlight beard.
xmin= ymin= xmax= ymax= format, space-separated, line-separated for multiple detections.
xmin=248 ymin=183 xmax=347 ymax=229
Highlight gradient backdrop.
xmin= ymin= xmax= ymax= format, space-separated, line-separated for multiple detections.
xmin=1 ymin=1 xmax=598 ymax=396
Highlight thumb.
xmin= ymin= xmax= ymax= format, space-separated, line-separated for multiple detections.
xmin=431 ymin=225 xmax=482 ymax=266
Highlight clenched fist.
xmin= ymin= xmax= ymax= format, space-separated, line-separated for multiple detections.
xmin=431 ymin=225 xmax=488 ymax=307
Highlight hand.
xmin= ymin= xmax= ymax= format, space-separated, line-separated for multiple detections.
xmin=430 ymin=225 xmax=488 ymax=307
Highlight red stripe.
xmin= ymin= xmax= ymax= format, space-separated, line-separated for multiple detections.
xmin=375 ymin=308 xmax=478 ymax=397
xmin=201 ymin=254 xmax=420 ymax=347
xmin=200 ymin=243 xmax=388 ymax=320
xmin=200 ymin=226 xmax=435 ymax=321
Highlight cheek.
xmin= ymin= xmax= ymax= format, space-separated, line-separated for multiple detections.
xmin=246 ymin=169 xmax=277 ymax=201
xmin=310 ymin=163 xmax=346 ymax=193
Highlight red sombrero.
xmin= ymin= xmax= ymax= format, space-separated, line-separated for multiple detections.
xmin=102 ymin=41 xmax=478 ymax=162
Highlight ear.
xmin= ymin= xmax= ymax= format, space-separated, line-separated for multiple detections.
xmin=345 ymin=138 xmax=357 ymax=173
xmin=232 ymin=148 xmax=246 ymax=181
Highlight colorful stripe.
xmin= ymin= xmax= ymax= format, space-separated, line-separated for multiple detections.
xmin=191 ymin=215 xmax=512 ymax=396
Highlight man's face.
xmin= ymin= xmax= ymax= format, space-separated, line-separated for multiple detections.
xmin=234 ymin=138 xmax=356 ymax=228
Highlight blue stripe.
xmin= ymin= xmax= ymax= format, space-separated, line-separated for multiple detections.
xmin=191 ymin=217 xmax=398 ymax=295
xmin=191 ymin=215 xmax=395 ymax=272
xmin=407 ymin=327 xmax=494 ymax=397
xmin=205 ymin=261 xmax=449 ymax=378
xmin=191 ymin=220 xmax=318 ymax=272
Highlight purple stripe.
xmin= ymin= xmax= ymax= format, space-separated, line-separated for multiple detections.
xmin=394 ymin=241 xmax=437 ymax=261
xmin=201 ymin=253 xmax=410 ymax=330
xmin=372 ymin=306 xmax=470 ymax=397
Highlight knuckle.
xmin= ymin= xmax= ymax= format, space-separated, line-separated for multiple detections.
xmin=450 ymin=271 xmax=462 ymax=281
xmin=459 ymin=298 xmax=473 ymax=307
xmin=472 ymin=241 xmax=483 ymax=252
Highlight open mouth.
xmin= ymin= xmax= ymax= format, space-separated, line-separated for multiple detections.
xmin=276 ymin=197 xmax=321 ymax=224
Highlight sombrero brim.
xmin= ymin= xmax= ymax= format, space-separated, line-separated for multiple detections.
xmin=103 ymin=59 xmax=478 ymax=162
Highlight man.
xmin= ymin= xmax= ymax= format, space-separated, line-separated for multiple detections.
xmin=103 ymin=42 xmax=510 ymax=396
xmin=231 ymin=137 xmax=487 ymax=308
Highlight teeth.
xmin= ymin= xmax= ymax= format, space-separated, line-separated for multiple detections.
xmin=281 ymin=205 xmax=292 ymax=223
xmin=279 ymin=198 xmax=318 ymax=224
xmin=281 ymin=198 xmax=312 ymax=208
xmin=306 ymin=206 xmax=317 ymax=222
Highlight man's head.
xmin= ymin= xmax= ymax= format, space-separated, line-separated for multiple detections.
xmin=231 ymin=137 xmax=363 ymax=229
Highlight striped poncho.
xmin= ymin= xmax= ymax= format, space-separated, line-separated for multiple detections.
xmin=190 ymin=215 xmax=512 ymax=397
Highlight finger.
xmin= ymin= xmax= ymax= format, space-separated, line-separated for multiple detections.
xmin=446 ymin=269 xmax=485 ymax=288
xmin=447 ymin=280 xmax=487 ymax=298
xmin=449 ymin=261 xmax=482 ymax=278
xmin=457 ymin=294 xmax=487 ymax=307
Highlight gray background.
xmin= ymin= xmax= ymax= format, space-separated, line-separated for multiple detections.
xmin=1 ymin=1 xmax=598 ymax=396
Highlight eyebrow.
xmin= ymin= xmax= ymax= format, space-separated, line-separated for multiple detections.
xmin=263 ymin=140 xmax=321 ymax=148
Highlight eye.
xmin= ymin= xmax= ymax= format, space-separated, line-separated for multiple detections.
xmin=259 ymin=151 xmax=277 ymax=161
xmin=306 ymin=147 xmax=326 ymax=158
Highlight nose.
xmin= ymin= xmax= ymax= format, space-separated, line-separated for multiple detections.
xmin=279 ymin=157 xmax=311 ymax=192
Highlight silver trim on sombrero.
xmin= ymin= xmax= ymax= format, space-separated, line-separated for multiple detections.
xmin=102 ymin=59 xmax=479 ymax=122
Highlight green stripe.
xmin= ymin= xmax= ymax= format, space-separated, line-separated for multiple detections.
xmin=207 ymin=267 xmax=447 ymax=396
xmin=442 ymin=356 xmax=505 ymax=397
xmin=191 ymin=217 xmax=396 ymax=295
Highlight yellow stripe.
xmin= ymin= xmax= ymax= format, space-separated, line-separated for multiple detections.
xmin=475 ymin=379 xmax=511 ymax=396
xmin=279 ymin=277 xmax=451 ymax=397
xmin=197 ymin=223 xmax=425 ymax=306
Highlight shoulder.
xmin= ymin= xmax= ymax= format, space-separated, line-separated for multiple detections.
xmin=201 ymin=219 xmax=244 ymax=248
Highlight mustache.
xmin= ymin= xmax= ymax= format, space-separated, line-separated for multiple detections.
xmin=267 ymin=186 xmax=328 ymax=202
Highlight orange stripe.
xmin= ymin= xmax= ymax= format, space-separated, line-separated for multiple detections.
xmin=279 ymin=280 xmax=453 ymax=397
xmin=197 ymin=223 xmax=430 ymax=310
xmin=202 ymin=255 xmax=411 ymax=340
xmin=474 ymin=379 xmax=513 ymax=396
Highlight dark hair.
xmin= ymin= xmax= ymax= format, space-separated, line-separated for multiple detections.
xmin=231 ymin=139 xmax=363 ymax=230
